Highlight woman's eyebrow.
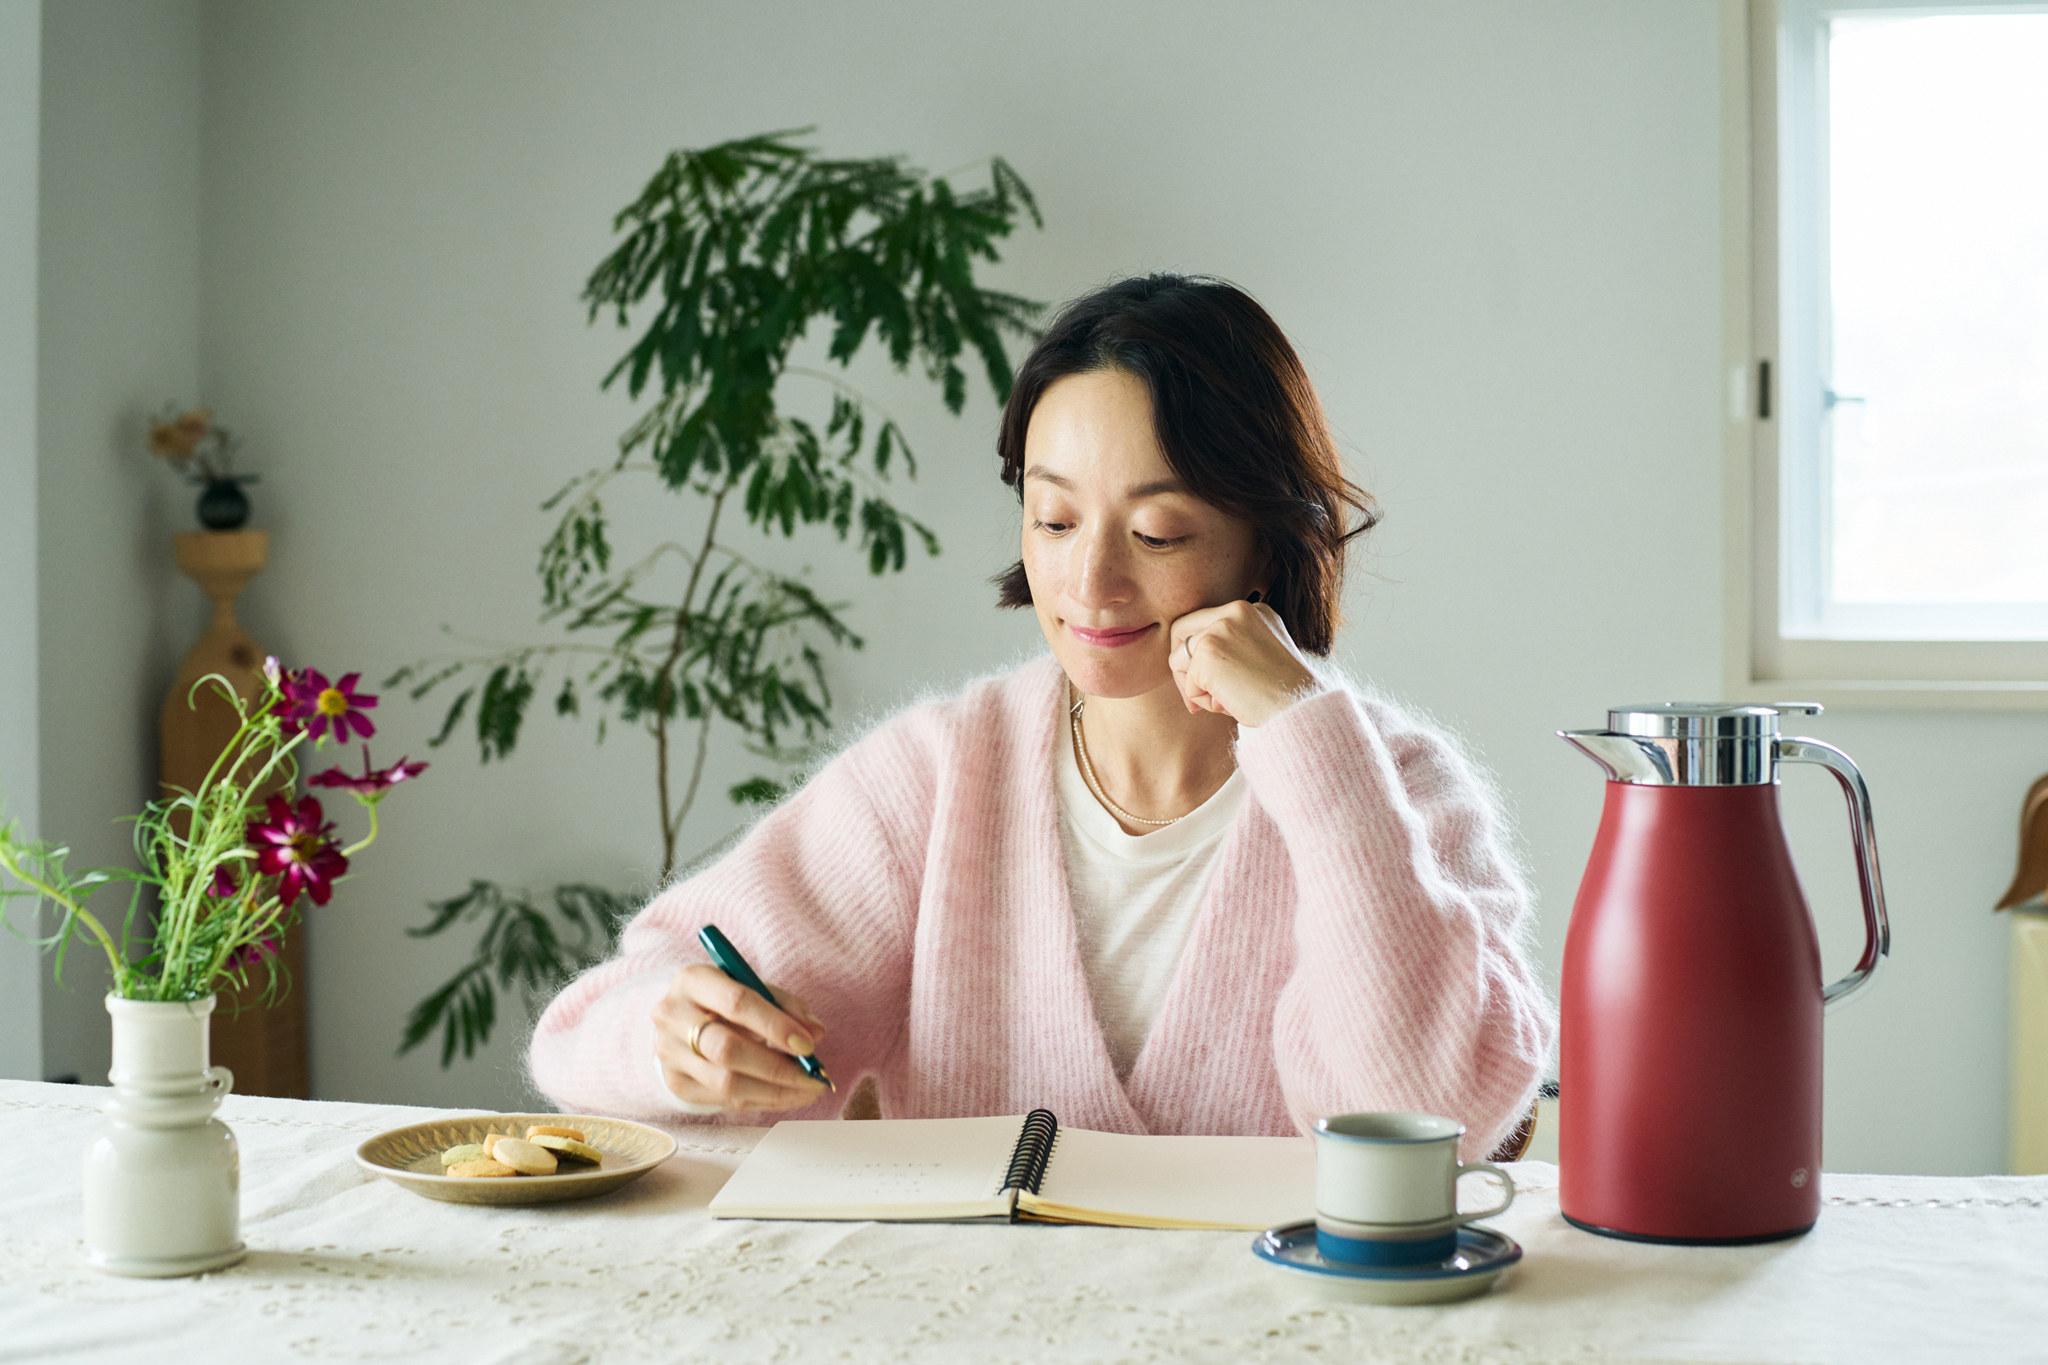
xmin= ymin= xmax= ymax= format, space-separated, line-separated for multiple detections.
xmin=1022 ymin=467 xmax=1187 ymax=499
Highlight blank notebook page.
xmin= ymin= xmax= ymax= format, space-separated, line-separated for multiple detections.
xmin=1024 ymin=1129 xmax=1317 ymax=1230
xmin=708 ymin=1116 xmax=1022 ymax=1220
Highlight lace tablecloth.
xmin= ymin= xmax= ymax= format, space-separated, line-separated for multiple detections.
xmin=1 ymin=1079 xmax=2043 ymax=1364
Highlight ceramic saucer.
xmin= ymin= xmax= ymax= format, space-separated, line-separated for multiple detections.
xmin=357 ymin=1113 xmax=677 ymax=1207
xmin=1251 ymin=1220 xmax=1522 ymax=1305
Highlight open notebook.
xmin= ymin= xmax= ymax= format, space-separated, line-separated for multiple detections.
xmin=708 ymin=1110 xmax=1316 ymax=1230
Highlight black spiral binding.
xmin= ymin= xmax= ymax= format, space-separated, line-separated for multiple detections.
xmin=998 ymin=1108 xmax=1060 ymax=1208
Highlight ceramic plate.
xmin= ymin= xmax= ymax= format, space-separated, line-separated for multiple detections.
xmin=356 ymin=1113 xmax=678 ymax=1207
xmin=1252 ymin=1221 xmax=1522 ymax=1306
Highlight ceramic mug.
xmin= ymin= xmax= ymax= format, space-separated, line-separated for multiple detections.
xmin=1312 ymin=1112 xmax=1515 ymax=1266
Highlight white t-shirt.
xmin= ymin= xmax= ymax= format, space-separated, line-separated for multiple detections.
xmin=1056 ymin=723 xmax=1247 ymax=1080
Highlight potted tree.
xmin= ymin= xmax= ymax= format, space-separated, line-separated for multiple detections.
xmin=390 ymin=130 xmax=1045 ymax=1063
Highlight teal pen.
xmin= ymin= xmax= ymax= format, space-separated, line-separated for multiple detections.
xmin=697 ymin=923 xmax=833 ymax=1091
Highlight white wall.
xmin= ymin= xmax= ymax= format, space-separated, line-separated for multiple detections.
xmin=0 ymin=0 xmax=44 ymax=1081
xmin=11 ymin=0 xmax=2001 ymax=1171
xmin=35 ymin=0 xmax=207 ymax=1082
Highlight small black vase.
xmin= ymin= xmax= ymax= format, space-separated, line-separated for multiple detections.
xmin=195 ymin=476 xmax=254 ymax=531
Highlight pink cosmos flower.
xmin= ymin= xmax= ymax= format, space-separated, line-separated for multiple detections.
xmin=246 ymin=794 xmax=349 ymax=907
xmin=231 ymin=937 xmax=280 ymax=971
xmin=204 ymin=865 xmax=239 ymax=898
xmin=280 ymin=669 xmax=378 ymax=745
xmin=308 ymin=747 xmax=429 ymax=800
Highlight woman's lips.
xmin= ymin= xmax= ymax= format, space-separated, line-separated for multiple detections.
xmin=1068 ymin=623 xmax=1157 ymax=648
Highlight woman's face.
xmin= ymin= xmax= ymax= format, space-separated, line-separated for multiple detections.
xmin=1021 ymin=369 xmax=1263 ymax=700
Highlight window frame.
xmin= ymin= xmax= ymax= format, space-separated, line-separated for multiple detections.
xmin=1729 ymin=0 xmax=2048 ymax=709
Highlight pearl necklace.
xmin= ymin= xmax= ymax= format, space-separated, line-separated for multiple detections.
xmin=1068 ymin=692 xmax=1184 ymax=828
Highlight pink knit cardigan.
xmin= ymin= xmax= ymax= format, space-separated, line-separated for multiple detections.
xmin=528 ymin=655 xmax=1553 ymax=1158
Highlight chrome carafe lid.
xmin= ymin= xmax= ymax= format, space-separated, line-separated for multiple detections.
xmin=1559 ymin=702 xmax=1822 ymax=786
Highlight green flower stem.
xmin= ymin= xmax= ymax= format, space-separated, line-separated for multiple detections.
xmin=199 ymin=889 xmax=289 ymax=990
xmin=158 ymin=679 xmax=264 ymax=979
xmin=152 ymin=674 xmax=303 ymax=999
xmin=183 ymin=675 xmax=268 ymax=804
xmin=342 ymin=798 xmax=380 ymax=859
xmin=0 ymin=841 xmax=125 ymax=983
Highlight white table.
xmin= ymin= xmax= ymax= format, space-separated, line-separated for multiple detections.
xmin=2 ymin=1079 xmax=2043 ymax=1363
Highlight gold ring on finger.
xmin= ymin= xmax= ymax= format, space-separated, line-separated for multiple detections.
xmin=687 ymin=1018 xmax=713 ymax=1060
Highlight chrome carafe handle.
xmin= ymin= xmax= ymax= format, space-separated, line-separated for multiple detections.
xmin=1777 ymin=738 xmax=1891 ymax=1009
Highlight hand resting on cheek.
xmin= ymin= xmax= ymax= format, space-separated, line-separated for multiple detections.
xmin=1167 ymin=599 xmax=1321 ymax=727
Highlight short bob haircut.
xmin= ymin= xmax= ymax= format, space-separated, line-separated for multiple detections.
xmin=994 ymin=274 xmax=1377 ymax=657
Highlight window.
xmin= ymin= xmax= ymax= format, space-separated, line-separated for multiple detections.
xmin=1735 ymin=0 xmax=2048 ymax=703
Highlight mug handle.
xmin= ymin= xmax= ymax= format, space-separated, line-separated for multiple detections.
xmin=1452 ymin=1160 xmax=1515 ymax=1224
xmin=205 ymin=1065 xmax=234 ymax=1099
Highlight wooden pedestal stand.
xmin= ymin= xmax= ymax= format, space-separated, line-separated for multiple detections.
xmin=2000 ymin=774 xmax=2048 ymax=1173
xmin=160 ymin=530 xmax=309 ymax=1099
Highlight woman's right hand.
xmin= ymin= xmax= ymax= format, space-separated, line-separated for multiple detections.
xmin=651 ymin=964 xmax=830 ymax=1112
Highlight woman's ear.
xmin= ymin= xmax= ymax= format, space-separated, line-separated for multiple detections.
xmin=1247 ymin=542 xmax=1273 ymax=603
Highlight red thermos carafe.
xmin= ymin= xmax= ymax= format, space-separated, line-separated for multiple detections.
xmin=1557 ymin=703 xmax=1890 ymax=1244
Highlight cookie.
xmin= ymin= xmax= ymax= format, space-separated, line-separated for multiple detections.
xmin=482 ymin=1132 xmax=511 ymax=1159
xmin=530 ymin=1134 xmax=601 ymax=1165
xmin=447 ymin=1159 xmax=516 ymax=1179
xmin=526 ymin=1125 xmax=586 ymax=1143
xmin=440 ymin=1143 xmax=487 ymax=1167
xmin=492 ymin=1138 xmax=558 ymax=1176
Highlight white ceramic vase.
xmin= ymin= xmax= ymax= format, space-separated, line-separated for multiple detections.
xmin=83 ymin=994 xmax=246 ymax=1277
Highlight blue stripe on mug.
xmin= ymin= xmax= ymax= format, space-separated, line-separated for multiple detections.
xmin=1315 ymin=1227 xmax=1459 ymax=1267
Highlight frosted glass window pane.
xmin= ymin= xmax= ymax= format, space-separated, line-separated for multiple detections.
xmin=1827 ymin=14 xmax=2048 ymax=605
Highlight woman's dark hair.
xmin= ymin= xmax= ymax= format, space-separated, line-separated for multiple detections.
xmin=994 ymin=274 xmax=1376 ymax=657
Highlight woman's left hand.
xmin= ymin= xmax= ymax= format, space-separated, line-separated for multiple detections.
xmin=1168 ymin=600 xmax=1321 ymax=727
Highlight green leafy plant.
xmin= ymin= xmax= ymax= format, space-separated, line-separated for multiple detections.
xmin=392 ymin=129 xmax=1044 ymax=1065
xmin=397 ymin=881 xmax=634 ymax=1067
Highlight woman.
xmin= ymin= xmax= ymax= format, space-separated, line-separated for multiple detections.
xmin=529 ymin=275 xmax=1551 ymax=1157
